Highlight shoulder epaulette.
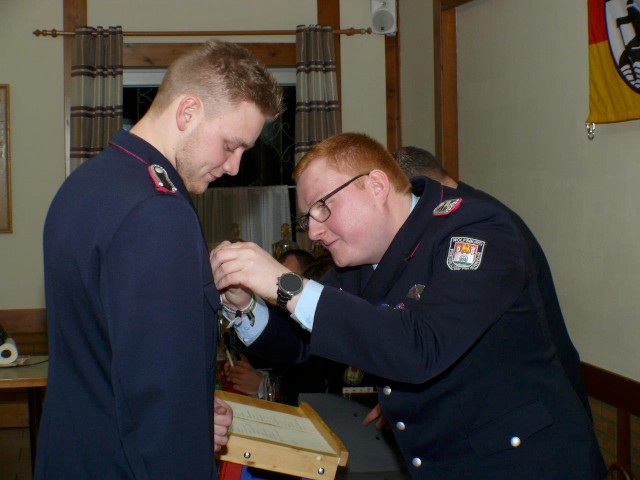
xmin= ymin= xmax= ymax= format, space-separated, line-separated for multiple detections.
xmin=433 ymin=198 xmax=462 ymax=216
xmin=148 ymin=164 xmax=177 ymax=194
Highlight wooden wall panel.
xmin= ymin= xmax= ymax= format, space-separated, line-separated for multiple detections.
xmin=385 ymin=33 xmax=401 ymax=152
xmin=582 ymin=362 xmax=640 ymax=476
xmin=0 ymin=309 xmax=48 ymax=354
xmin=433 ymin=0 xmax=459 ymax=180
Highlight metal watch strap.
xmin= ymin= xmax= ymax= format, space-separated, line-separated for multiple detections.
xmin=276 ymin=289 xmax=292 ymax=309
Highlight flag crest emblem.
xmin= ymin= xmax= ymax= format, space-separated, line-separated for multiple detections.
xmin=447 ymin=237 xmax=485 ymax=271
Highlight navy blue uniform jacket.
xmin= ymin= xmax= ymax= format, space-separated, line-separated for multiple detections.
xmin=243 ymin=177 xmax=606 ymax=479
xmin=37 ymin=131 xmax=221 ymax=479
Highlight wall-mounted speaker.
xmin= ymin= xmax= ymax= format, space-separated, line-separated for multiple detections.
xmin=371 ymin=0 xmax=397 ymax=36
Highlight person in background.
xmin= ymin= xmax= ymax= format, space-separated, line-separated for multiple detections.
xmin=38 ymin=40 xmax=282 ymax=479
xmin=211 ymin=132 xmax=606 ymax=479
xmin=392 ymin=146 xmax=592 ymax=417
xmin=299 ymin=255 xmax=380 ymax=405
xmin=223 ymin=248 xmax=330 ymax=405
xmin=279 ymin=248 xmax=315 ymax=276
xmin=272 ymin=222 xmax=299 ymax=260
xmin=225 ymin=251 xmax=375 ymax=405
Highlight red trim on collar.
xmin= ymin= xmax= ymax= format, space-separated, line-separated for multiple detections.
xmin=404 ymin=242 xmax=421 ymax=262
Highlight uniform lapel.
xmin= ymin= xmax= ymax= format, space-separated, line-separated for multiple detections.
xmin=360 ymin=177 xmax=443 ymax=304
xmin=359 ymin=264 xmax=375 ymax=294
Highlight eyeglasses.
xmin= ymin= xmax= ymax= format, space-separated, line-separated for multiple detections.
xmin=297 ymin=172 xmax=370 ymax=232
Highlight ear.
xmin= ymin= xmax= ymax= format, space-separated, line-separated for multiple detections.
xmin=368 ymin=170 xmax=391 ymax=204
xmin=175 ymin=96 xmax=202 ymax=132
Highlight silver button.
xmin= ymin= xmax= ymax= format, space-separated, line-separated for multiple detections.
xmin=396 ymin=421 xmax=406 ymax=431
xmin=412 ymin=457 xmax=422 ymax=467
xmin=383 ymin=386 xmax=392 ymax=395
xmin=510 ymin=436 xmax=521 ymax=447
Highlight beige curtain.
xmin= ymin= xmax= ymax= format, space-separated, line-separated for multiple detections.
xmin=69 ymin=26 xmax=123 ymax=173
xmin=193 ymin=186 xmax=291 ymax=252
xmin=295 ymin=25 xmax=341 ymax=163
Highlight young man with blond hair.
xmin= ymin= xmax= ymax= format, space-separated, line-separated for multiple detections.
xmin=39 ymin=40 xmax=281 ymax=479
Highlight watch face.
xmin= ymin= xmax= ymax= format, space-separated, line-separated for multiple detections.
xmin=280 ymin=273 xmax=303 ymax=293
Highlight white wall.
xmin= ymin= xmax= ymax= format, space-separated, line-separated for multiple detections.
xmin=456 ymin=0 xmax=640 ymax=380
xmin=341 ymin=1 xmax=387 ymax=141
xmin=0 ymin=1 xmax=64 ymax=308
xmin=0 ymin=0 xmax=387 ymax=309
xmin=399 ymin=0 xmax=435 ymax=151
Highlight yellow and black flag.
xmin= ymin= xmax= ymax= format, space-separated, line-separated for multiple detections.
xmin=588 ymin=0 xmax=640 ymax=123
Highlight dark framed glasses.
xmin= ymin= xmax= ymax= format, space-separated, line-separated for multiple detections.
xmin=297 ymin=172 xmax=370 ymax=231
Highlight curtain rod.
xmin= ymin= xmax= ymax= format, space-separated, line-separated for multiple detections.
xmin=33 ymin=27 xmax=372 ymax=38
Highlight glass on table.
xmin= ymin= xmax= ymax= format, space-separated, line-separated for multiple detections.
xmin=265 ymin=374 xmax=282 ymax=403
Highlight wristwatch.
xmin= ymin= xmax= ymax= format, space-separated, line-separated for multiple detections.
xmin=276 ymin=272 xmax=304 ymax=309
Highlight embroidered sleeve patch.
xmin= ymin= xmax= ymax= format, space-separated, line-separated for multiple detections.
xmin=446 ymin=236 xmax=486 ymax=270
xmin=433 ymin=198 xmax=463 ymax=216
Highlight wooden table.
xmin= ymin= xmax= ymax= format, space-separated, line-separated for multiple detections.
xmin=0 ymin=356 xmax=48 ymax=470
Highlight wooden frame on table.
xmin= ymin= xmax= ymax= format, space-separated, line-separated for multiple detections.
xmin=0 ymin=85 xmax=11 ymax=233
xmin=216 ymin=390 xmax=348 ymax=480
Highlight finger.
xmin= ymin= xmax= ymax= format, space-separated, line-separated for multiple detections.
xmin=211 ymin=240 xmax=232 ymax=256
xmin=210 ymin=241 xmax=234 ymax=270
xmin=363 ymin=413 xmax=378 ymax=426
xmin=214 ymin=397 xmax=232 ymax=416
xmin=213 ymin=434 xmax=229 ymax=451
xmin=363 ymin=405 xmax=381 ymax=425
xmin=233 ymin=383 xmax=250 ymax=394
xmin=230 ymin=364 xmax=249 ymax=374
xmin=213 ymin=262 xmax=248 ymax=290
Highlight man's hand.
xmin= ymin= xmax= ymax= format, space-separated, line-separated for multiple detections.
xmin=210 ymin=244 xmax=253 ymax=309
xmin=213 ymin=396 xmax=233 ymax=453
xmin=363 ymin=403 xmax=388 ymax=429
xmin=225 ymin=354 xmax=264 ymax=396
xmin=210 ymin=241 xmax=289 ymax=304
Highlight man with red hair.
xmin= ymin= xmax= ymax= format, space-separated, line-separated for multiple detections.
xmin=211 ymin=133 xmax=606 ymax=479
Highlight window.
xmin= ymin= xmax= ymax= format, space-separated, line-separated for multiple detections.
xmin=122 ymin=69 xmax=299 ymax=246
xmin=122 ymin=68 xmax=296 ymax=188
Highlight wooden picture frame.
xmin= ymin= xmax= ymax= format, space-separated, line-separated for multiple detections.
xmin=0 ymin=85 xmax=11 ymax=233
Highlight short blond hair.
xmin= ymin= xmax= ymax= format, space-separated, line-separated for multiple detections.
xmin=151 ymin=40 xmax=282 ymax=120
xmin=293 ymin=133 xmax=411 ymax=194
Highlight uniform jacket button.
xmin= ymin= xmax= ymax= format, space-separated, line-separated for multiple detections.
xmin=412 ymin=457 xmax=422 ymax=467
xmin=383 ymin=386 xmax=392 ymax=395
xmin=396 ymin=421 xmax=406 ymax=431
xmin=510 ymin=436 xmax=521 ymax=447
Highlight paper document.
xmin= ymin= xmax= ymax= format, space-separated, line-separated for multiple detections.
xmin=226 ymin=400 xmax=335 ymax=454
